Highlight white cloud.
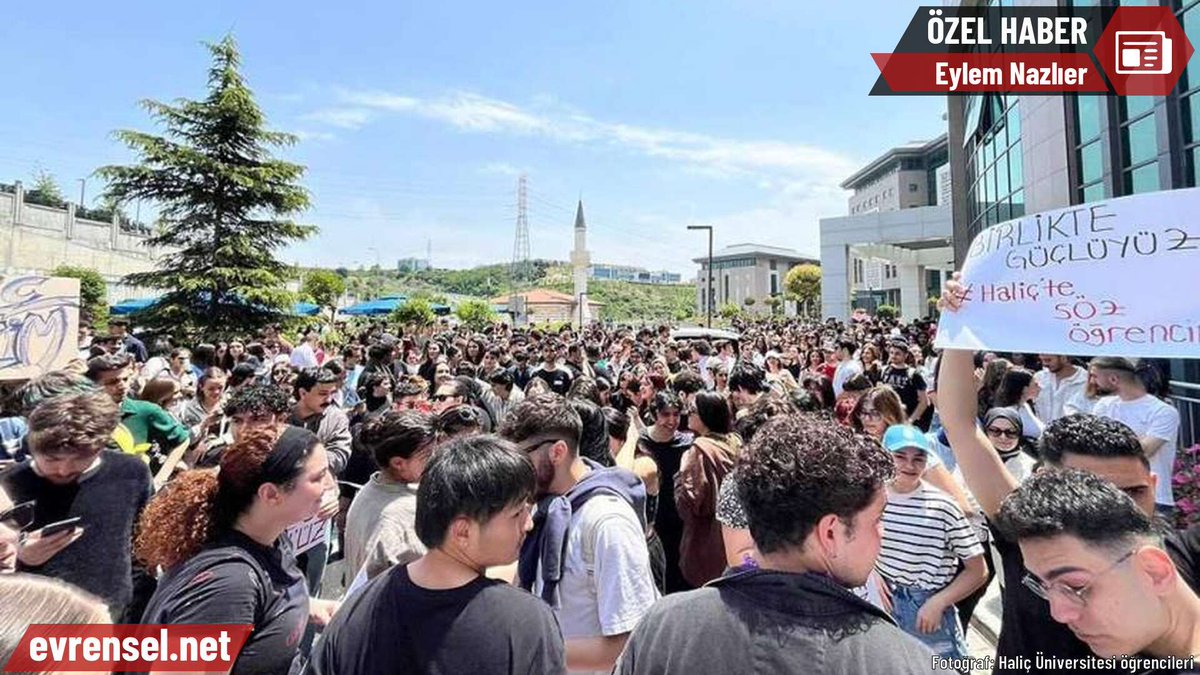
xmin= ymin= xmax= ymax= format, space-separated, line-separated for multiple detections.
xmin=478 ymin=162 xmax=525 ymax=177
xmin=304 ymin=89 xmax=860 ymax=184
xmin=293 ymin=129 xmax=337 ymax=142
xmin=301 ymin=108 xmax=374 ymax=129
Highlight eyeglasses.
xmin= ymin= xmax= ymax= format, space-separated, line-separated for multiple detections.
xmin=518 ymin=438 xmax=559 ymax=454
xmin=0 ymin=500 xmax=35 ymax=533
xmin=859 ymin=409 xmax=881 ymax=420
xmin=986 ymin=427 xmax=1020 ymax=439
xmin=431 ymin=394 xmax=457 ymax=402
xmin=1021 ymin=549 xmax=1136 ymax=608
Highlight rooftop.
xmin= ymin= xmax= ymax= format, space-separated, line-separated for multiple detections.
xmin=839 ymin=134 xmax=949 ymax=190
xmin=692 ymin=242 xmax=819 ymax=264
xmin=489 ymin=288 xmax=604 ymax=305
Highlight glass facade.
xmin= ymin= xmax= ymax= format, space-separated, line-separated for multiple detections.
xmin=963 ymin=93 xmax=1025 ymax=246
xmin=1181 ymin=0 xmax=1200 ymax=186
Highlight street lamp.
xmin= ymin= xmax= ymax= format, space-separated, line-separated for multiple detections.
xmin=687 ymin=225 xmax=713 ymax=328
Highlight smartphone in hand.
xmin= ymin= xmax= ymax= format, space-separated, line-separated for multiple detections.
xmin=33 ymin=517 xmax=82 ymax=538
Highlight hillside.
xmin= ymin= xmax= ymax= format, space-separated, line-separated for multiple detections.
xmin=330 ymin=260 xmax=695 ymax=322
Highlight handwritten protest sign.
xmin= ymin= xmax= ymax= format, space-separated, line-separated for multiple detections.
xmin=285 ymin=516 xmax=329 ymax=555
xmin=0 ymin=276 xmax=80 ymax=380
xmin=935 ymin=188 xmax=1200 ymax=357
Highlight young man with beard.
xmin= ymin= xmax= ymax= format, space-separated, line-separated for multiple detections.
xmin=531 ymin=340 xmax=574 ymax=395
xmin=1089 ymin=356 xmax=1181 ymax=517
xmin=615 ymin=415 xmax=952 ymax=675
xmin=87 ymin=354 xmax=191 ymax=461
xmin=501 ymin=394 xmax=657 ymax=675
xmin=880 ymin=338 xmax=930 ymax=429
xmin=997 ymin=469 xmax=1200 ymax=672
xmin=1033 ymin=354 xmax=1088 ymax=423
xmin=2 ymin=390 xmax=152 ymax=620
xmin=307 ymin=435 xmax=566 ymax=675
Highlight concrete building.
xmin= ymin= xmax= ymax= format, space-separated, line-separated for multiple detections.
xmin=820 ymin=136 xmax=955 ymax=320
xmin=589 ymin=263 xmax=682 ymax=285
xmin=693 ymin=243 xmax=818 ymax=317
xmin=396 ymin=257 xmax=430 ymax=273
xmin=0 ymin=182 xmax=161 ymax=302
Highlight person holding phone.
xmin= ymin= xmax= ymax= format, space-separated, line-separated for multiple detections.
xmin=0 ymin=389 xmax=153 ymax=620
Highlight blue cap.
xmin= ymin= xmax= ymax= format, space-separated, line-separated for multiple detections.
xmin=882 ymin=425 xmax=930 ymax=454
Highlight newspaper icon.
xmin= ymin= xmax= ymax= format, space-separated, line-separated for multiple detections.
xmin=1115 ymin=31 xmax=1173 ymax=75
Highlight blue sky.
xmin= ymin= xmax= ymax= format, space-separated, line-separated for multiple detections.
xmin=0 ymin=1 xmax=946 ymax=274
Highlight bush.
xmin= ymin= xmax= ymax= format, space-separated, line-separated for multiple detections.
xmin=52 ymin=265 xmax=109 ymax=328
xmin=392 ymin=297 xmax=435 ymax=327
xmin=456 ymin=299 xmax=497 ymax=331
xmin=718 ymin=303 xmax=741 ymax=320
xmin=875 ymin=305 xmax=899 ymax=321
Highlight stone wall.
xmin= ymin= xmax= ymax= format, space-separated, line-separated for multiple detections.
xmin=0 ymin=183 xmax=162 ymax=302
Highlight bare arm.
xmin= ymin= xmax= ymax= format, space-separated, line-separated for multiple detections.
xmin=924 ymin=464 xmax=977 ymax=519
xmin=909 ymin=389 xmax=930 ymax=425
xmin=722 ymin=525 xmax=757 ymax=568
xmin=936 ymin=276 xmax=1021 ymax=520
xmin=566 ymin=634 xmax=630 ymax=672
xmin=931 ymin=554 xmax=988 ymax=608
xmin=1141 ymin=435 xmax=1168 ymax=459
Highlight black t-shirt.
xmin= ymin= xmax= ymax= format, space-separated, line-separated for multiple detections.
xmin=307 ymin=564 xmax=565 ymax=675
xmin=140 ymin=531 xmax=309 ymax=675
xmin=638 ymin=430 xmax=694 ymax=594
xmin=531 ymin=366 xmax=574 ymax=395
xmin=2 ymin=451 xmax=152 ymax=619
xmin=993 ymin=524 xmax=1200 ymax=675
xmin=880 ymin=365 xmax=926 ymax=417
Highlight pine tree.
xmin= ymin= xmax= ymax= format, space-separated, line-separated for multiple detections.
xmin=97 ymin=35 xmax=314 ymax=339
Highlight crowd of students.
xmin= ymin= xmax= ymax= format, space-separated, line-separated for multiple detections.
xmin=0 ymin=275 xmax=1195 ymax=674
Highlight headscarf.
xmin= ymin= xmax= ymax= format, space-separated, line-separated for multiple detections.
xmin=983 ymin=407 xmax=1024 ymax=464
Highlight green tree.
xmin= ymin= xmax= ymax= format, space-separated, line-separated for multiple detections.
xmin=785 ymin=263 xmax=822 ymax=318
xmin=875 ymin=304 xmax=899 ymax=321
xmin=52 ymin=265 xmax=109 ymax=327
xmin=96 ymin=35 xmax=313 ymax=339
xmin=743 ymin=297 xmax=756 ymax=307
xmin=392 ymin=297 xmax=435 ymax=327
xmin=455 ymin=299 xmax=496 ymax=331
xmin=27 ymin=169 xmax=67 ymax=209
xmin=302 ymin=270 xmax=346 ymax=321
xmin=763 ymin=296 xmax=781 ymax=316
xmin=718 ymin=302 xmax=742 ymax=320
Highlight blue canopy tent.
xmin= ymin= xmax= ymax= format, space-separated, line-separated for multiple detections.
xmin=111 ymin=296 xmax=325 ymax=318
xmin=340 ymin=295 xmax=406 ymax=316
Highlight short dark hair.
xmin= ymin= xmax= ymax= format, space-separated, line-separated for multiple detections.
xmin=434 ymin=404 xmax=484 ymax=437
xmin=14 ymin=371 xmax=97 ymax=416
xmin=498 ymin=393 xmax=582 ymax=454
xmin=28 ymin=390 xmax=120 ymax=458
xmin=736 ymin=415 xmax=893 ymax=555
xmin=734 ymin=392 xmax=799 ymax=442
xmin=602 ymin=406 xmax=629 ymax=441
xmin=729 ymin=362 xmax=768 ymax=394
xmin=671 ymin=370 xmax=705 ymax=396
xmin=414 ymin=434 xmax=536 ymax=549
xmin=837 ymin=338 xmax=857 ymax=354
xmin=569 ymin=398 xmax=612 ymax=467
xmin=693 ymin=390 xmax=732 ymax=435
xmin=358 ymin=411 xmax=436 ymax=468
xmin=1039 ymin=414 xmax=1147 ymax=469
xmin=995 ymin=468 xmax=1160 ymax=551
xmin=394 ymin=374 xmax=426 ymax=398
xmin=292 ymin=367 xmax=339 ymax=397
xmin=486 ymin=368 xmax=513 ymax=388
xmin=652 ymin=390 xmax=681 ymax=415
xmin=85 ymin=353 xmax=131 ymax=381
xmin=229 ymin=362 xmax=259 ymax=388
xmin=224 ymin=383 xmax=291 ymax=417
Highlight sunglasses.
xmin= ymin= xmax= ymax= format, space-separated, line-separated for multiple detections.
xmin=0 ymin=500 xmax=35 ymax=533
xmin=986 ymin=426 xmax=1020 ymax=439
xmin=432 ymin=394 xmax=457 ymax=402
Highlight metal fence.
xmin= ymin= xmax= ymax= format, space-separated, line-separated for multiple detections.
xmin=1172 ymin=380 xmax=1200 ymax=450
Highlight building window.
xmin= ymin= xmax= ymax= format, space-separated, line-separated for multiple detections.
xmin=723 ymin=275 xmax=730 ymax=303
xmin=769 ymin=259 xmax=777 ymax=271
xmin=770 ymin=274 xmax=778 ymax=296
xmin=909 ymin=183 xmax=919 ymax=192
xmin=1118 ymin=96 xmax=1160 ymax=195
xmin=965 ymin=93 xmax=1025 ymax=243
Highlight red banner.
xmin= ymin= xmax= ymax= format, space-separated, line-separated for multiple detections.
xmin=872 ymin=52 xmax=1108 ymax=93
xmin=4 ymin=624 xmax=253 ymax=672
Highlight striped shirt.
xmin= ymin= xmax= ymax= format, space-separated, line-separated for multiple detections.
xmin=878 ymin=482 xmax=984 ymax=591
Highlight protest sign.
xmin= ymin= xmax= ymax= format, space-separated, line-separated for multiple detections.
xmin=0 ymin=276 xmax=81 ymax=380
xmin=935 ymin=188 xmax=1200 ymax=357
xmin=285 ymin=516 xmax=329 ymax=555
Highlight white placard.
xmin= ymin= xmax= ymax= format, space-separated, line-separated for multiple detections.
xmin=0 ymin=276 xmax=80 ymax=380
xmin=285 ymin=516 xmax=329 ymax=555
xmin=935 ymin=189 xmax=1200 ymax=357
